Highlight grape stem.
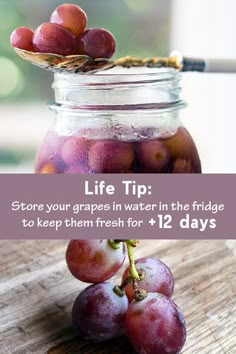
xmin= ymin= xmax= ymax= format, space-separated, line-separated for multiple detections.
xmin=113 ymin=268 xmax=145 ymax=297
xmin=113 ymin=240 xmax=147 ymax=301
xmin=121 ymin=269 xmax=145 ymax=290
xmin=126 ymin=241 xmax=139 ymax=280
xmin=133 ymin=283 xmax=147 ymax=301
xmin=125 ymin=240 xmax=148 ymax=301
xmin=108 ymin=240 xmax=122 ymax=249
xmin=113 ymin=275 xmax=132 ymax=297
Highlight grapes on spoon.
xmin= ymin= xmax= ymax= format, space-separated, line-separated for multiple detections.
xmin=11 ymin=3 xmax=235 ymax=74
xmin=10 ymin=3 xmax=117 ymax=72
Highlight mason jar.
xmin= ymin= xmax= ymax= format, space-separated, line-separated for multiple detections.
xmin=35 ymin=68 xmax=201 ymax=174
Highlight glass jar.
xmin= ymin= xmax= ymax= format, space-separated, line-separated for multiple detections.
xmin=35 ymin=68 xmax=201 ymax=174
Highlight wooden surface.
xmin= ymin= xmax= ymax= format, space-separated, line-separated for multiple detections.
xmin=0 ymin=240 xmax=235 ymax=354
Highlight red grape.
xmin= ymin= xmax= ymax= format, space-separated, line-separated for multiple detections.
xmin=10 ymin=27 xmax=34 ymax=51
xmin=88 ymin=140 xmax=134 ymax=173
xmin=122 ymin=257 xmax=174 ymax=302
xmin=126 ymin=293 xmax=186 ymax=354
xmin=35 ymin=131 xmax=68 ymax=174
xmin=66 ymin=240 xmax=126 ymax=283
xmin=50 ymin=4 xmax=87 ymax=37
xmin=64 ymin=165 xmax=91 ymax=174
xmin=137 ymin=140 xmax=170 ymax=172
xmin=39 ymin=163 xmax=57 ymax=174
xmin=172 ymin=158 xmax=193 ymax=173
xmin=76 ymin=28 xmax=116 ymax=59
xmin=33 ymin=23 xmax=76 ymax=56
xmin=61 ymin=136 xmax=88 ymax=165
xmin=72 ymin=282 xmax=128 ymax=342
xmin=164 ymin=127 xmax=196 ymax=159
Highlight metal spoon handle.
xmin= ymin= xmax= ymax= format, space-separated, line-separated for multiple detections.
xmin=181 ymin=56 xmax=236 ymax=73
xmin=115 ymin=53 xmax=236 ymax=73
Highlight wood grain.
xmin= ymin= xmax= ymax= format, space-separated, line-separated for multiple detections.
xmin=0 ymin=240 xmax=235 ymax=354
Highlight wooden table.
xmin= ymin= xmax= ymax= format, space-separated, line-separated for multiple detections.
xmin=0 ymin=240 xmax=235 ymax=354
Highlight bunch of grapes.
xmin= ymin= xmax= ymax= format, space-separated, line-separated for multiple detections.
xmin=66 ymin=239 xmax=186 ymax=354
xmin=10 ymin=4 xmax=116 ymax=59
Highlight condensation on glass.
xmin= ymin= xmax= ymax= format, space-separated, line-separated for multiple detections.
xmin=35 ymin=68 xmax=201 ymax=174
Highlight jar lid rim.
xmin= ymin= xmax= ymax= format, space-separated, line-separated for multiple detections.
xmin=54 ymin=67 xmax=181 ymax=84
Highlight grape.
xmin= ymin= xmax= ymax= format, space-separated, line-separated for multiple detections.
xmin=39 ymin=163 xmax=56 ymax=174
xmin=88 ymin=140 xmax=134 ymax=173
xmin=122 ymin=258 xmax=174 ymax=302
xmin=64 ymin=165 xmax=91 ymax=174
xmin=163 ymin=127 xmax=196 ymax=159
xmin=172 ymin=157 xmax=193 ymax=173
xmin=10 ymin=27 xmax=34 ymax=51
xmin=61 ymin=136 xmax=88 ymax=165
xmin=33 ymin=23 xmax=76 ymax=56
xmin=163 ymin=127 xmax=201 ymax=173
xmin=76 ymin=28 xmax=116 ymax=59
xmin=66 ymin=240 xmax=126 ymax=283
xmin=125 ymin=293 xmax=186 ymax=354
xmin=137 ymin=140 xmax=170 ymax=172
xmin=50 ymin=4 xmax=87 ymax=37
xmin=72 ymin=282 xmax=128 ymax=342
xmin=35 ymin=131 xmax=68 ymax=174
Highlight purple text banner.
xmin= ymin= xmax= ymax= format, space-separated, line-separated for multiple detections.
xmin=0 ymin=174 xmax=235 ymax=239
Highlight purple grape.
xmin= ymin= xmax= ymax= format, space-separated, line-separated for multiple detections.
xmin=88 ymin=140 xmax=134 ymax=173
xmin=61 ymin=136 xmax=88 ymax=165
xmin=125 ymin=293 xmax=186 ymax=354
xmin=72 ymin=282 xmax=128 ymax=342
xmin=76 ymin=28 xmax=116 ymax=59
xmin=122 ymin=257 xmax=174 ymax=302
xmin=64 ymin=165 xmax=91 ymax=174
xmin=35 ymin=131 xmax=67 ymax=174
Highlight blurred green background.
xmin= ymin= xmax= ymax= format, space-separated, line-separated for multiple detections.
xmin=0 ymin=0 xmax=171 ymax=171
